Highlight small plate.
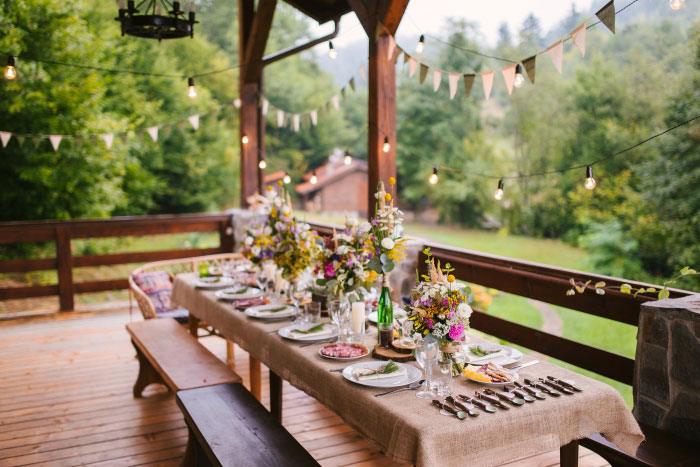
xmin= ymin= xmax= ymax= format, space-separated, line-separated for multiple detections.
xmin=342 ymin=361 xmax=422 ymax=388
xmin=278 ymin=323 xmax=338 ymax=342
xmin=462 ymin=343 xmax=522 ymax=368
xmin=215 ymin=286 xmax=263 ymax=301
xmin=195 ymin=276 xmax=234 ymax=289
xmin=368 ymin=307 xmax=407 ymax=324
xmin=463 ymin=365 xmax=520 ymax=387
xmin=319 ymin=343 xmax=369 ymax=360
xmin=245 ymin=304 xmax=296 ymax=320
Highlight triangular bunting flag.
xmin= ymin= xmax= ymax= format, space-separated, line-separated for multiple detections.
xmin=188 ymin=114 xmax=200 ymax=130
xmin=119 ymin=132 xmax=129 ymax=144
xmin=162 ymin=125 xmax=172 ymax=138
xmin=463 ymin=74 xmax=475 ymax=97
xmin=277 ymin=110 xmax=284 ymax=128
xmin=433 ymin=70 xmax=442 ymax=92
xmin=387 ymin=35 xmax=396 ymax=61
xmin=146 ymin=126 xmax=159 ymax=142
xmin=16 ymin=135 xmax=25 ymax=146
xmin=177 ymin=121 xmax=186 ymax=132
xmin=0 ymin=132 xmax=11 ymax=148
xmin=262 ymin=98 xmax=269 ymax=116
xmin=448 ymin=72 xmax=460 ymax=100
xmin=32 ymin=136 xmax=42 ymax=148
xmin=502 ymin=64 xmax=516 ymax=96
xmin=522 ymin=56 xmax=536 ymax=84
xmin=341 ymin=87 xmax=346 ymax=99
xmin=419 ymin=64 xmax=429 ymax=84
xmin=408 ymin=58 xmax=418 ymax=78
xmin=310 ymin=110 xmax=318 ymax=126
xmin=571 ymin=24 xmax=586 ymax=56
xmin=234 ymin=98 xmax=241 ymax=108
xmin=349 ymin=77 xmax=355 ymax=91
xmin=481 ymin=71 xmax=494 ymax=100
xmin=49 ymin=135 xmax=62 ymax=152
xmin=359 ymin=65 xmax=367 ymax=82
xmin=403 ymin=52 xmax=411 ymax=65
xmin=547 ymin=40 xmax=564 ymax=74
xmin=596 ymin=0 xmax=615 ymax=34
xmin=331 ymin=95 xmax=340 ymax=110
xmin=101 ymin=133 xmax=114 ymax=149
xmin=293 ymin=114 xmax=300 ymax=132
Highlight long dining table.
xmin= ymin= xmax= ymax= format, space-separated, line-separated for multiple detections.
xmin=172 ymin=273 xmax=643 ymax=467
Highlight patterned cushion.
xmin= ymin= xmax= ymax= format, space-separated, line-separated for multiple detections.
xmin=132 ymin=270 xmax=173 ymax=313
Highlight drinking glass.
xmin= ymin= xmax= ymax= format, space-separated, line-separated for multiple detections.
xmin=289 ymin=282 xmax=307 ymax=324
xmin=414 ymin=336 xmax=439 ymax=399
xmin=436 ymin=357 xmax=453 ymax=397
xmin=329 ymin=300 xmax=350 ymax=331
xmin=339 ymin=320 xmax=354 ymax=343
xmin=305 ymin=302 xmax=321 ymax=324
xmin=399 ymin=319 xmax=414 ymax=346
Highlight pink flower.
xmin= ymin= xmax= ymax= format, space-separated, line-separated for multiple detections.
xmin=426 ymin=318 xmax=433 ymax=329
xmin=448 ymin=323 xmax=464 ymax=340
xmin=324 ymin=263 xmax=336 ymax=277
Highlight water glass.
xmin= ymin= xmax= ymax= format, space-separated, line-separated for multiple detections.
xmin=399 ymin=319 xmax=414 ymax=346
xmin=436 ymin=358 xmax=453 ymax=397
xmin=305 ymin=302 xmax=321 ymax=324
xmin=339 ymin=320 xmax=354 ymax=343
xmin=329 ymin=300 xmax=350 ymax=330
xmin=414 ymin=336 xmax=439 ymax=399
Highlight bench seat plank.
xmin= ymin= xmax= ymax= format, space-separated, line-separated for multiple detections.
xmin=126 ymin=318 xmax=241 ymax=393
xmin=177 ymin=383 xmax=320 ymax=467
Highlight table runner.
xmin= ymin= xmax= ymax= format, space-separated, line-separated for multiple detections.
xmin=173 ymin=273 xmax=643 ymax=467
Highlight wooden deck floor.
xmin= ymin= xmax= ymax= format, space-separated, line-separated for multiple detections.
xmin=0 ymin=309 xmax=610 ymax=467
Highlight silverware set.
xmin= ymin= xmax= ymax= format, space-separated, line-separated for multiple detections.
xmin=374 ymin=380 xmax=425 ymax=397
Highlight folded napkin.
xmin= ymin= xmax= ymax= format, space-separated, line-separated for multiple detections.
xmin=234 ymin=298 xmax=267 ymax=309
xmin=465 ymin=349 xmax=506 ymax=364
xmin=353 ymin=365 xmax=407 ymax=381
xmin=251 ymin=306 xmax=291 ymax=317
xmin=291 ymin=325 xmax=333 ymax=338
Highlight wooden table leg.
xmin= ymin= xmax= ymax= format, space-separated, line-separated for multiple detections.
xmin=225 ymin=340 xmax=235 ymax=369
xmin=249 ymin=355 xmax=261 ymax=401
xmin=560 ymin=440 xmax=579 ymax=467
xmin=269 ymin=370 xmax=283 ymax=423
xmin=188 ymin=315 xmax=200 ymax=338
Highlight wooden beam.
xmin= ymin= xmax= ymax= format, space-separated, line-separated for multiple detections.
xmin=378 ymin=0 xmax=409 ymax=35
xmin=55 ymin=227 xmax=74 ymax=311
xmin=242 ymin=0 xmax=277 ymax=84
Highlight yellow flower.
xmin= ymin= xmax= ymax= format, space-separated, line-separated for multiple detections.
xmin=384 ymin=193 xmax=391 ymax=201
xmin=388 ymin=177 xmax=396 ymax=185
xmin=277 ymin=180 xmax=283 ymax=186
xmin=266 ymin=185 xmax=273 ymax=191
xmin=447 ymin=275 xmax=455 ymax=283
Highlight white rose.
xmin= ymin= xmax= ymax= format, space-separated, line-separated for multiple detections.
xmin=346 ymin=217 xmax=358 ymax=227
xmin=281 ymin=206 xmax=291 ymax=216
xmin=263 ymin=226 xmax=272 ymax=235
xmin=457 ymin=303 xmax=473 ymax=319
xmin=359 ymin=221 xmax=372 ymax=233
xmin=251 ymin=246 xmax=261 ymax=256
xmin=244 ymin=236 xmax=254 ymax=245
xmin=380 ymin=238 xmax=394 ymax=250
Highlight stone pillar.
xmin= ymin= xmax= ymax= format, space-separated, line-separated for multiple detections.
xmin=633 ymin=294 xmax=700 ymax=443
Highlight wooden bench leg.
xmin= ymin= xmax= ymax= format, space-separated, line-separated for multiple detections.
xmin=226 ymin=340 xmax=235 ymax=369
xmin=270 ymin=370 xmax=283 ymax=423
xmin=188 ymin=315 xmax=201 ymax=338
xmin=181 ymin=426 xmax=213 ymax=467
xmin=249 ymin=355 xmax=261 ymax=401
xmin=560 ymin=440 xmax=579 ymax=467
xmin=131 ymin=340 xmax=167 ymax=398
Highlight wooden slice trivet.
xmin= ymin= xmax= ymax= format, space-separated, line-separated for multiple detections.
xmin=391 ymin=340 xmax=415 ymax=354
xmin=372 ymin=344 xmax=415 ymax=362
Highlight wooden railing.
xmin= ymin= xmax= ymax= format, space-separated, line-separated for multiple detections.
xmin=0 ymin=213 xmax=233 ymax=311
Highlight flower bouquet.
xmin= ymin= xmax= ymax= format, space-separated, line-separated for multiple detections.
xmin=405 ymin=247 xmax=472 ymax=374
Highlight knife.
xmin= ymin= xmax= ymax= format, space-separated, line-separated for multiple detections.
xmin=540 ymin=378 xmax=574 ymax=395
xmin=458 ymin=394 xmax=497 ymax=413
xmin=547 ymin=376 xmax=583 ymax=392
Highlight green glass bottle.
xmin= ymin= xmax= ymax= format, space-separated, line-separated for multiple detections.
xmin=377 ymin=276 xmax=393 ymax=346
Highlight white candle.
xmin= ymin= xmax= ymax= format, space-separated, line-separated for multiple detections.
xmin=351 ymin=302 xmax=365 ymax=333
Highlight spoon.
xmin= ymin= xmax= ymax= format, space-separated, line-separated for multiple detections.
xmin=432 ymin=400 xmax=467 ymax=420
xmin=375 ymin=380 xmax=425 ymax=397
xmin=547 ymin=376 xmax=583 ymax=392
xmin=475 ymin=391 xmax=509 ymax=410
xmin=446 ymin=396 xmax=479 ymax=417
xmin=540 ymin=378 xmax=573 ymax=395
xmin=458 ymin=394 xmax=497 ymax=413
xmin=514 ymin=381 xmax=546 ymax=400
xmin=504 ymin=385 xmax=535 ymax=403
xmin=485 ymin=388 xmax=524 ymax=406
xmin=525 ymin=378 xmax=561 ymax=397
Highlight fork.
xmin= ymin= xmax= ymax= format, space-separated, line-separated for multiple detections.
xmin=300 ymin=337 xmax=337 ymax=348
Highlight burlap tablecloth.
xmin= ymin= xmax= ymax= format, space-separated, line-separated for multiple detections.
xmin=173 ymin=274 xmax=643 ymax=467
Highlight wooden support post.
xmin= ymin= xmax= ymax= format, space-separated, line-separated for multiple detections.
xmin=560 ymin=440 xmax=579 ymax=467
xmin=55 ymin=227 xmax=74 ymax=311
xmin=225 ymin=340 xmax=235 ymax=370
xmin=249 ymin=355 xmax=262 ymax=401
xmin=219 ymin=219 xmax=234 ymax=253
xmin=269 ymin=369 xmax=283 ymax=422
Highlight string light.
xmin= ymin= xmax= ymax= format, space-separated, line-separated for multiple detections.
xmin=494 ymin=179 xmax=504 ymax=200
xmin=429 ymin=166 xmax=439 ymax=185
xmin=585 ymin=166 xmax=596 ymax=190
xmin=283 ymin=172 xmax=291 ymax=184
xmin=514 ymin=63 xmax=525 ymax=88
xmin=328 ymin=41 xmax=337 ymax=60
xmin=187 ymin=77 xmax=196 ymax=98
xmin=669 ymin=0 xmax=684 ymax=10
xmin=4 ymin=56 xmax=16 ymax=80
xmin=382 ymin=136 xmax=390 ymax=153
xmin=258 ymin=159 xmax=267 ymax=169
xmin=415 ymin=34 xmax=425 ymax=54
xmin=241 ymin=134 xmax=249 ymax=144
xmin=310 ymin=170 xmax=318 ymax=185
xmin=344 ymin=151 xmax=352 ymax=165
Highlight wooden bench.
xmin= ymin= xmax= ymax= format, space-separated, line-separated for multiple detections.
xmin=580 ymin=424 xmax=700 ymax=467
xmin=177 ymin=383 xmax=320 ymax=467
xmin=126 ymin=318 xmax=241 ymax=397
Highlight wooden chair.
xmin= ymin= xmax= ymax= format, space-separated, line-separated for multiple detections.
xmin=129 ymin=253 xmax=246 ymax=369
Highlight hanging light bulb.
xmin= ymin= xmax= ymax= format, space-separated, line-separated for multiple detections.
xmin=514 ymin=63 xmax=525 ymax=88
xmin=415 ymin=34 xmax=425 ymax=54
xmin=669 ymin=0 xmax=684 ymax=10
xmin=344 ymin=151 xmax=352 ymax=165
xmin=4 ymin=56 xmax=17 ymax=81
xmin=258 ymin=159 xmax=267 ymax=169
xmin=429 ymin=166 xmax=439 ymax=185
xmin=585 ymin=166 xmax=596 ymax=190
xmin=283 ymin=172 xmax=291 ymax=184
xmin=310 ymin=170 xmax=318 ymax=185
xmin=382 ymin=136 xmax=390 ymax=153
xmin=494 ymin=179 xmax=504 ymax=200
xmin=328 ymin=41 xmax=337 ymax=60
xmin=241 ymin=134 xmax=249 ymax=144
xmin=187 ymin=77 xmax=196 ymax=98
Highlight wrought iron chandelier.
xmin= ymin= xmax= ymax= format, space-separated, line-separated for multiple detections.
xmin=116 ymin=0 xmax=197 ymax=41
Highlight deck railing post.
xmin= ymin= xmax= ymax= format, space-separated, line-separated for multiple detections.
xmin=219 ymin=217 xmax=234 ymax=253
xmin=55 ymin=226 xmax=74 ymax=311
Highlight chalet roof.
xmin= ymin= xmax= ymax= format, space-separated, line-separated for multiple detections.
xmin=296 ymin=158 xmax=367 ymax=195
xmin=283 ymin=0 xmax=351 ymax=24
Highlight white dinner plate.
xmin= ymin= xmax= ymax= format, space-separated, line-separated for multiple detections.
xmin=318 ymin=343 xmax=370 ymax=361
xmin=463 ymin=366 xmax=520 ymax=387
xmin=215 ymin=286 xmax=262 ymax=301
xmin=245 ymin=304 xmax=296 ymax=320
xmin=194 ymin=276 xmax=234 ymax=289
xmin=278 ymin=323 xmax=339 ymax=342
xmin=461 ymin=343 xmax=522 ymax=368
xmin=342 ymin=361 xmax=422 ymax=388
xmin=367 ymin=307 xmax=407 ymax=324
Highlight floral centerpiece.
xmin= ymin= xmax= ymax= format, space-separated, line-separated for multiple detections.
xmin=405 ymin=247 xmax=473 ymax=374
xmin=314 ymin=217 xmax=378 ymax=302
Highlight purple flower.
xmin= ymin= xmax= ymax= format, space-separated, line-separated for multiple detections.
xmin=324 ymin=263 xmax=336 ymax=277
xmin=426 ymin=318 xmax=433 ymax=329
xmin=442 ymin=298 xmax=449 ymax=307
xmin=448 ymin=323 xmax=464 ymax=340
